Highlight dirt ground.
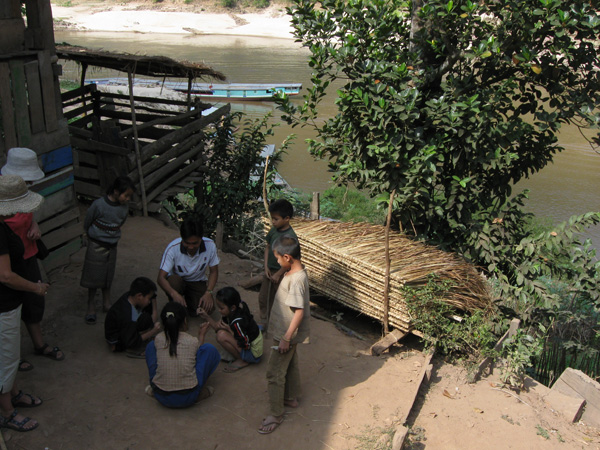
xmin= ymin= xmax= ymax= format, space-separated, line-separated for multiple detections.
xmin=2 ymin=216 xmax=600 ymax=450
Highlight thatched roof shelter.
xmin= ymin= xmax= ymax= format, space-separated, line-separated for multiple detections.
xmin=56 ymin=44 xmax=226 ymax=81
xmin=291 ymin=218 xmax=492 ymax=333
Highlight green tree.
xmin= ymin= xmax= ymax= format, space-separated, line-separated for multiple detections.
xmin=278 ymin=0 xmax=600 ymax=310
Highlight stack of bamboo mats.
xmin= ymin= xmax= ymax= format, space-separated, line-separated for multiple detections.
xmin=289 ymin=218 xmax=491 ymax=333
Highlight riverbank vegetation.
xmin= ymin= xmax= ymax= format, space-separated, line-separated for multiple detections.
xmin=277 ymin=0 xmax=600 ymax=386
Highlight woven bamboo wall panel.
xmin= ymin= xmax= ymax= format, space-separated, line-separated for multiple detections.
xmin=289 ymin=219 xmax=491 ymax=333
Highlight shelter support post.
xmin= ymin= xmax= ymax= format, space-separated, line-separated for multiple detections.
xmin=310 ymin=192 xmax=320 ymax=220
xmin=127 ymin=67 xmax=148 ymax=216
xmin=383 ymin=189 xmax=396 ymax=334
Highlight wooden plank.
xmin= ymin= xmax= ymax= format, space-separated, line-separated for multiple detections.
xmin=0 ymin=2 xmax=22 ymax=19
xmin=29 ymin=123 xmax=70 ymax=153
xmin=121 ymin=107 xmax=202 ymax=138
xmin=39 ymin=207 xmax=81 ymax=234
xmin=73 ymin=165 xmax=99 ymax=180
xmin=8 ymin=59 xmax=31 ymax=147
xmin=145 ymin=159 xmax=208 ymax=203
xmin=61 ymin=84 xmax=95 ymax=102
xmin=0 ymin=19 xmax=26 ymax=53
xmin=43 ymin=221 xmax=83 ymax=250
xmin=143 ymin=146 xmax=203 ymax=192
xmin=398 ymin=351 xmax=435 ymax=425
xmin=41 ymin=145 xmax=73 ymax=172
xmin=38 ymin=51 xmax=58 ymax=132
xmin=73 ymin=149 xmax=97 ymax=166
xmin=474 ymin=318 xmax=520 ymax=381
xmin=70 ymin=136 xmax=130 ymax=156
xmin=238 ymin=274 xmax=264 ymax=289
xmin=74 ymin=179 xmax=102 ymax=198
xmin=391 ymin=425 xmax=408 ymax=450
xmin=0 ymin=62 xmax=18 ymax=149
xmin=370 ymin=329 xmax=407 ymax=356
xmin=30 ymin=166 xmax=73 ymax=194
xmin=139 ymin=104 xmax=230 ymax=163
xmin=97 ymin=90 xmax=211 ymax=108
xmin=34 ymin=186 xmax=76 ymax=222
xmin=41 ymin=238 xmax=82 ymax=273
xmin=67 ymin=114 xmax=94 ymax=131
xmin=36 ymin=174 xmax=74 ymax=197
xmin=63 ymin=103 xmax=94 ymax=120
xmin=128 ymin=133 xmax=203 ymax=181
xmin=552 ymin=368 xmax=600 ymax=427
xmin=24 ymin=60 xmax=45 ymax=134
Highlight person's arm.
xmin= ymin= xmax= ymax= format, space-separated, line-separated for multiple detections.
xmin=151 ymin=297 xmax=158 ymax=323
xmin=198 ymin=264 xmax=218 ymax=313
xmin=104 ymin=307 xmax=120 ymax=351
xmin=277 ymin=307 xmax=304 ymax=353
xmin=197 ymin=307 xmax=227 ymax=332
xmin=264 ymin=245 xmax=272 ymax=278
xmin=157 ymin=269 xmax=186 ymax=306
xmin=270 ymin=267 xmax=287 ymax=283
xmin=140 ymin=322 xmax=161 ymax=341
xmin=27 ymin=220 xmax=41 ymax=241
xmin=0 ymin=254 xmax=49 ymax=295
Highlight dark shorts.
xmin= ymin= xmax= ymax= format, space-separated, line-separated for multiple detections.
xmin=80 ymin=240 xmax=117 ymax=289
xmin=21 ymin=257 xmax=45 ymax=324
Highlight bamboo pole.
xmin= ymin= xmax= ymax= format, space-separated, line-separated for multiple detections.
xmin=383 ymin=190 xmax=396 ymax=334
xmin=262 ymin=154 xmax=270 ymax=215
xmin=127 ymin=66 xmax=148 ymax=216
xmin=187 ymin=76 xmax=193 ymax=112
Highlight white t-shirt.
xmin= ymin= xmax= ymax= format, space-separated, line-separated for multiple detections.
xmin=159 ymin=237 xmax=220 ymax=282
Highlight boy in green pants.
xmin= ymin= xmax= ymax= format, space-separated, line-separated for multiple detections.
xmin=258 ymin=235 xmax=310 ymax=434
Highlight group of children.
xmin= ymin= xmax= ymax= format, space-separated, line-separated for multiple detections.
xmin=80 ymin=180 xmax=309 ymax=434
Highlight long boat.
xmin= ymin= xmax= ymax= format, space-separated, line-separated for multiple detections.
xmin=87 ymin=77 xmax=302 ymax=100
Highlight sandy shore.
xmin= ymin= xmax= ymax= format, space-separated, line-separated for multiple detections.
xmin=51 ymin=2 xmax=294 ymax=39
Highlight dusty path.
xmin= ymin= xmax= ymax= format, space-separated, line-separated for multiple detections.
xmin=2 ymin=216 xmax=598 ymax=449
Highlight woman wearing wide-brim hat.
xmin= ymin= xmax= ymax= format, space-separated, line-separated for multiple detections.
xmin=0 ymin=175 xmax=49 ymax=432
xmin=2 ymin=148 xmax=65 ymax=370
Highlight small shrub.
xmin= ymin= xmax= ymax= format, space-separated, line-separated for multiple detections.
xmin=221 ymin=0 xmax=237 ymax=8
xmin=253 ymin=0 xmax=270 ymax=8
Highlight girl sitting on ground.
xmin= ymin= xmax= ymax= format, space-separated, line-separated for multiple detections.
xmin=145 ymin=302 xmax=220 ymax=408
xmin=198 ymin=286 xmax=263 ymax=373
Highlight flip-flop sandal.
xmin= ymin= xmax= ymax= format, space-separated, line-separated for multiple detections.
xmin=196 ymin=385 xmax=214 ymax=403
xmin=0 ymin=410 xmax=39 ymax=432
xmin=18 ymin=359 xmax=34 ymax=372
xmin=258 ymin=416 xmax=284 ymax=434
xmin=223 ymin=363 xmax=248 ymax=373
xmin=126 ymin=350 xmax=146 ymax=359
xmin=34 ymin=343 xmax=65 ymax=361
xmin=84 ymin=314 xmax=97 ymax=325
xmin=11 ymin=391 xmax=43 ymax=408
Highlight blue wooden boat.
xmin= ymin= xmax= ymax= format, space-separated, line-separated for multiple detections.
xmin=87 ymin=78 xmax=301 ymax=100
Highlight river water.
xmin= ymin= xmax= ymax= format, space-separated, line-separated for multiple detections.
xmin=55 ymin=31 xmax=600 ymax=246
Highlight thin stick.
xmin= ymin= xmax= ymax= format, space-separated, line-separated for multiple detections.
xmin=262 ymin=154 xmax=270 ymax=215
xmin=491 ymin=387 xmax=533 ymax=408
xmin=214 ymin=404 xmax=248 ymax=421
xmin=127 ymin=66 xmax=148 ymax=217
xmin=383 ymin=189 xmax=396 ymax=334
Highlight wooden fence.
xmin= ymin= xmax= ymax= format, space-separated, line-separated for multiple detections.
xmin=62 ymin=84 xmax=230 ymax=213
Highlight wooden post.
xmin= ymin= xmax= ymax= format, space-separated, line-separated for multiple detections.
xmin=262 ymin=155 xmax=270 ymax=215
xmin=127 ymin=67 xmax=148 ymax=217
xmin=310 ymin=192 xmax=320 ymax=220
xmin=215 ymin=221 xmax=224 ymax=250
xmin=186 ymin=76 xmax=193 ymax=112
xmin=383 ymin=190 xmax=396 ymax=334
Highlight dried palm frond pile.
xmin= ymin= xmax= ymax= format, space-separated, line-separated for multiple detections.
xmin=290 ymin=218 xmax=492 ymax=333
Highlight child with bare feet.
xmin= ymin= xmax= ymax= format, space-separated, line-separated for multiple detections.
xmin=145 ymin=302 xmax=220 ymax=408
xmin=258 ymin=236 xmax=309 ymax=434
xmin=198 ymin=287 xmax=263 ymax=373
xmin=81 ymin=176 xmax=135 ymax=324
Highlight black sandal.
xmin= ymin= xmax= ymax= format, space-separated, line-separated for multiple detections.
xmin=0 ymin=410 xmax=39 ymax=432
xmin=34 ymin=343 xmax=65 ymax=361
xmin=18 ymin=359 xmax=34 ymax=372
xmin=11 ymin=391 xmax=43 ymax=408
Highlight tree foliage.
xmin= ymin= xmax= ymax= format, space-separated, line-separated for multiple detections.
xmin=278 ymin=0 xmax=600 ymax=379
xmin=278 ymin=0 xmax=600 ymax=302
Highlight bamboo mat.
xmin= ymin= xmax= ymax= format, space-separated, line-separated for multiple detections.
xmin=283 ymin=218 xmax=491 ymax=333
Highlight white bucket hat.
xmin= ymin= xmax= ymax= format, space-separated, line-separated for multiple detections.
xmin=0 ymin=175 xmax=44 ymax=216
xmin=1 ymin=147 xmax=45 ymax=181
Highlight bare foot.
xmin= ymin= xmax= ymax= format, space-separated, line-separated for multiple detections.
xmin=284 ymin=398 xmax=299 ymax=408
